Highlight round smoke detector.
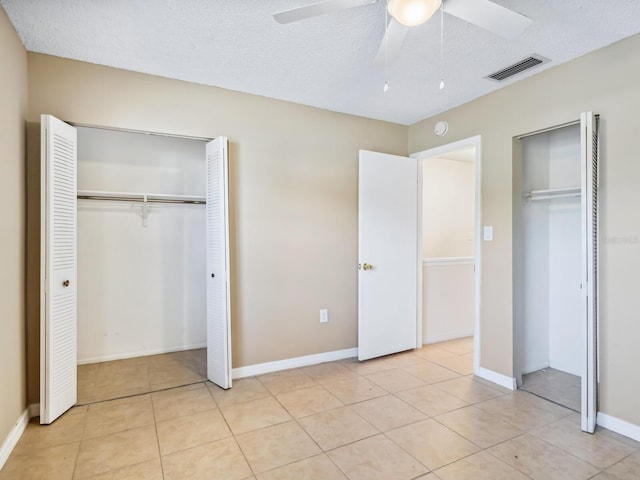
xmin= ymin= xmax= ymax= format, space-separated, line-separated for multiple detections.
xmin=434 ymin=121 xmax=448 ymax=136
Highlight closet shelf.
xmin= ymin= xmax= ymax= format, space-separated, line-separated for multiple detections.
xmin=77 ymin=190 xmax=205 ymax=205
xmin=525 ymin=187 xmax=581 ymax=201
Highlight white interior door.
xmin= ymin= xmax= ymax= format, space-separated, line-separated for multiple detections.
xmin=358 ymin=150 xmax=419 ymax=361
xmin=40 ymin=115 xmax=78 ymax=424
xmin=580 ymin=112 xmax=599 ymax=433
xmin=206 ymin=137 xmax=232 ymax=389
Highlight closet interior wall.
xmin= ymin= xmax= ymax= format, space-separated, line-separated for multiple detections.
xmin=515 ymin=124 xmax=583 ymax=380
xmin=76 ymin=127 xmax=207 ymax=364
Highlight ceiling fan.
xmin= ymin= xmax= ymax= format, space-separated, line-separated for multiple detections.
xmin=274 ymin=0 xmax=532 ymax=64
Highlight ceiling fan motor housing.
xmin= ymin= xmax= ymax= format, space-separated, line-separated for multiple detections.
xmin=387 ymin=0 xmax=443 ymax=27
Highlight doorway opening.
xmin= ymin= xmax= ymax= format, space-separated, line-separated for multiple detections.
xmin=412 ymin=136 xmax=482 ymax=376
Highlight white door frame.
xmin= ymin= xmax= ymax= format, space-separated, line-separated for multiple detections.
xmin=410 ymin=135 xmax=482 ymax=376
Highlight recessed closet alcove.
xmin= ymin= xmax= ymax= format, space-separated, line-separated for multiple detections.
xmin=513 ymin=112 xmax=599 ymax=432
xmin=38 ymin=115 xmax=231 ymax=423
xmin=76 ymin=126 xmax=209 ymax=403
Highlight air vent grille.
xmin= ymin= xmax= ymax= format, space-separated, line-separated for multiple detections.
xmin=486 ymin=55 xmax=548 ymax=82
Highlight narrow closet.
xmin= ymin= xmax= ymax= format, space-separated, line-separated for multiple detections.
xmin=421 ymin=146 xmax=476 ymax=371
xmin=76 ymin=126 xmax=208 ymax=404
xmin=513 ymin=112 xmax=599 ymax=429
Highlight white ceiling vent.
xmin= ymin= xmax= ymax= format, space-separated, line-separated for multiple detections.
xmin=485 ymin=55 xmax=549 ymax=82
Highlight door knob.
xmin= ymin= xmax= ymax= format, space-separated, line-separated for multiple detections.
xmin=62 ymin=280 xmax=70 ymax=287
xmin=362 ymin=263 xmax=373 ymax=271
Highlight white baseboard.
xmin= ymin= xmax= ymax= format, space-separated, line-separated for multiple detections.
xmin=232 ymin=347 xmax=358 ymax=379
xmin=597 ymin=412 xmax=640 ymax=442
xmin=0 ymin=408 xmax=30 ymax=470
xmin=423 ymin=330 xmax=475 ymax=345
xmin=29 ymin=404 xmax=40 ymax=418
xmin=476 ymin=367 xmax=517 ymax=391
xmin=78 ymin=343 xmax=207 ymax=365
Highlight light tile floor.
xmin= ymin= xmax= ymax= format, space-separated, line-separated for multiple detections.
xmin=3 ymin=337 xmax=639 ymax=479
xmin=77 ymin=349 xmax=207 ymax=404
xmin=522 ymin=367 xmax=582 ymax=412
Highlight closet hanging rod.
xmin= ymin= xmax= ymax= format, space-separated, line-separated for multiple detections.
xmin=525 ymin=186 xmax=581 ymax=201
xmin=77 ymin=190 xmax=206 ymax=205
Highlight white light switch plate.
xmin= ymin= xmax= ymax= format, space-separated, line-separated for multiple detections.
xmin=483 ymin=226 xmax=493 ymax=241
xmin=320 ymin=309 xmax=329 ymax=323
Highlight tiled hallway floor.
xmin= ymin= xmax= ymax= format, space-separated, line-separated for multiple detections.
xmin=77 ymin=349 xmax=207 ymax=404
xmin=3 ymin=337 xmax=639 ymax=479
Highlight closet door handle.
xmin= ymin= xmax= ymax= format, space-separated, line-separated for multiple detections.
xmin=211 ymin=273 xmax=215 ymax=278
xmin=62 ymin=280 xmax=70 ymax=287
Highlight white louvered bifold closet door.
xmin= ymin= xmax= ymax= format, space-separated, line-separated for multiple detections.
xmin=40 ymin=115 xmax=78 ymax=424
xmin=205 ymin=137 xmax=232 ymax=389
xmin=580 ymin=111 xmax=599 ymax=434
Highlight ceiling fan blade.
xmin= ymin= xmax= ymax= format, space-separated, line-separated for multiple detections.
xmin=274 ymin=0 xmax=378 ymax=24
xmin=374 ymin=18 xmax=410 ymax=66
xmin=443 ymin=0 xmax=532 ymax=39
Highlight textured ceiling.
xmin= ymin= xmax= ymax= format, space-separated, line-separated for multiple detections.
xmin=2 ymin=0 xmax=640 ymax=125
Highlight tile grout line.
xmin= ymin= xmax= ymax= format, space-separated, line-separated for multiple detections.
xmin=427 ymin=408 xmax=532 ymax=471
xmin=483 ymin=430 xmax=606 ymax=478
xmin=149 ymin=387 xmax=167 ymax=480
xmin=207 ymin=382 xmax=260 ymax=479
xmin=76 ymin=379 xmax=208 ymax=407
xmin=380 ymin=405 xmax=487 ymax=476
xmin=69 ymin=406 xmax=89 ymax=480
xmin=277 ymin=378 xmax=391 ymax=479
xmin=288 ymin=365 xmax=433 ymax=478
xmin=529 ymin=424 xmax=636 ymax=472
xmin=518 ymin=386 xmax=580 ymax=414
xmin=378 ymin=428 xmax=434 ymax=475
xmin=242 ymin=366 xmax=390 ymax=477
xmin=262 ymin=369 xmax=345 ymax=475
xmin=480 ymin=432 xmax=548 ymax=480
xmin=432 ymin=402 xmax=632 ymax=478
xmin=76 ymin=383 xmax=207 ymax=478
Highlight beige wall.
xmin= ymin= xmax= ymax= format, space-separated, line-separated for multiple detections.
xmin=0 ymin=7 xmax=28 ymax=446
xmin=20 ymin=24 xmax=640 ymax=430
xmin=422 ymin=262 xmax=474 ymax=343
xmin=25 ymin=53 xmax=408 ymax=403
xmin=410 ymin=34 xmax=640 ymax=426
xmin=422 ymin=156 xmax=475 ymax=258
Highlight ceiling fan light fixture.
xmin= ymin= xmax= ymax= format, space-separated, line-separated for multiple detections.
xmin=387 ymin=0 xmax=442 ymax=27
